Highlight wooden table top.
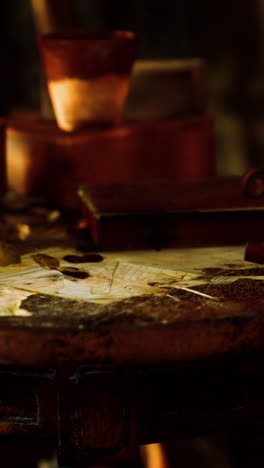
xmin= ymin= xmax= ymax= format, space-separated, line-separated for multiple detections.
xmin=0 ymin=210 xmax=264 ymax=368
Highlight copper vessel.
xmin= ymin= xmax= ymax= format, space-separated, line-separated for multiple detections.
xmin=38 ymin=31 xmax=138 ymax=131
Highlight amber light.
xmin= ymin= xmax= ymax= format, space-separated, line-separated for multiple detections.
xmin=141 ymin=443 xmax=169 ymax=468
xmin=49 ymin=74 xmax=131 ymax=131
xmin=39 ymin=30 xmax=138 ymax=132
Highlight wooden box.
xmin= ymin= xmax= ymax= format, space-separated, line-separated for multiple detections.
xmin=6 ymin=113 xmax=215 ymax=209
xmin=79 ymin=178 xmax=264 ymax=250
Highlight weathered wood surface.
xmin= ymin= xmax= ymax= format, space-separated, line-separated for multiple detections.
xmin=0 ymin=211 xmax=263 ymax=368
xmin=1 ymin=214 xmax=264 ymax=465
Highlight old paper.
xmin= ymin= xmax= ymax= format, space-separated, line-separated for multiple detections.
xmin=0 ymin=245 xmax=262 ymax=314
xmin=0 ymin=247 xmax=199 ymax=307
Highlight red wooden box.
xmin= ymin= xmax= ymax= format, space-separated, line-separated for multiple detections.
xmin=7 ymin=113 xmax=215 ymax=209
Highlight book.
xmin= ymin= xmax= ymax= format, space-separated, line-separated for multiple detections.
xmin=78 ymin=178 xmax=264 ymax=250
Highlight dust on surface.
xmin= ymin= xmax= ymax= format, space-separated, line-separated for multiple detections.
xmin=201 ymin=267 xmax=264 ymax=278
xmin=20 ymin=277 xmax=264 ymax=328
xmin=176 ymin=278 xmax=264 ymax=301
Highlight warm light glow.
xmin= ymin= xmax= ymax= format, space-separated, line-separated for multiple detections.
xmin=48 ymin=74 xmax=130 ymax=131
xmin=30 ymin=0 xmax=56 ymax=33
xmin=141 ymin=443 xmax=169 ymax=468
xmin=6 ymin=130 xmax=33 ymax=194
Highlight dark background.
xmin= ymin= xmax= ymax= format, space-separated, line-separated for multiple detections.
xmin=0 ymin=1 xmax=257 ymax=110
xmin=0 ymin=0 xmax=263 ymax=172
xmin=3 ymin=5 xmax=264 ymax=466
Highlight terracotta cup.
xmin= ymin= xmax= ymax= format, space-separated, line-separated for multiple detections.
xmin=38 ymin=30 xmax=138 ymax=132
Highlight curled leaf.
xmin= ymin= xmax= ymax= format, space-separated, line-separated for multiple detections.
xmin=63 ymin=253 xmax=104 ymax=263
xmin=58 ymin=267 xmax=89 ymax=279
xmin=32 ymin=254 xmax=60 ymax=270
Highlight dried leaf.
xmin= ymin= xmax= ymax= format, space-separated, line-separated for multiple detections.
xmin=58 ymin=267 xmax=89 ymax=279
xmin=0 ymin=243 xmax=21 ymax=266
xmin=32 ymin=254 xmax=89 ymax=279
xmin=32 ymin=254 xmax=60 ymax=270
xmin=63 ymin=253 xmax=104 ymax=263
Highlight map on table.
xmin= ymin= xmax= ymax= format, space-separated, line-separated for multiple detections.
xmin=0 ymin=246 xmax=262 ymax=316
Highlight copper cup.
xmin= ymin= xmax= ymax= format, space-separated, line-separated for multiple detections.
xmin=38 ymin=30 xmax=138 ymax=132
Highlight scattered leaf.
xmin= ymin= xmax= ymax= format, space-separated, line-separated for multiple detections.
xmin=32 ymin=254 xmax=89 ymax=279
xmin=59 ymin=267 xmax=89 ymax=279
xmin=63 ymin=253 xmax=104 ymax=263
xmin=0 ymin=243 xmax=21 ymax=266
xmin=32 ymin=254 xmax=60 ymax=270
